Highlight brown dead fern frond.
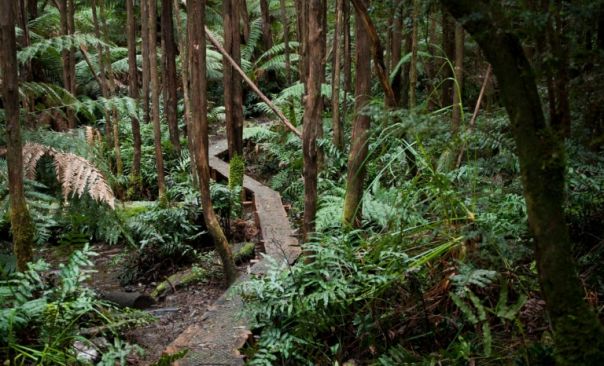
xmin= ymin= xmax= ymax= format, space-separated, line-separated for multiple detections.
xmin=23 ymin=143 xmax=115 ymax=209
xmin=85 ymin=126 xmax=102 ymax=146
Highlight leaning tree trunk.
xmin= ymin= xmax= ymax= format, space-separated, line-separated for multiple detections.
xmin=302 ymin=0 xmax=325 ymax=242
xmin=126 ymin=0 xmax=142 ymax=187
xmin=188 ymin=0 xmax=237 ymax=286
xmin=440 ymin=1 xmax=604 ymax=364
xmin=342 ymin=0 xmax=371 ymax=228
xmin=1 ymin=0 xmax=34 ymax=271
xmin=148 ymin=0 xmax=167 ymax=199
xmin=223 ymin=0 xmax=244 ymax=159
xmin=161 ymin=0 xmax=181 ymax=155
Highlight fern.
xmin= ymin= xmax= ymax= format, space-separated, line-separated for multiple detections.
xmin=18 ymin=33 xmax=109 ymax=64
xmin=23 ymin=143 xmax=115 ymax=208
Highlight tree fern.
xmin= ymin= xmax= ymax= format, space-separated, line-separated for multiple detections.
xmin=18 ymin=33 xmax=109 ymax=65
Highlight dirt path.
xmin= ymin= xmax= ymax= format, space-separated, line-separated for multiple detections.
xmin=162 ymin=138 xmax=301 ymax=365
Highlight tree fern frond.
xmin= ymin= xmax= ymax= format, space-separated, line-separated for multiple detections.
xmin=22 ymin=143 xmax=115 ymax=208
xmin=18 ymin=33 xmax=109 ymax=64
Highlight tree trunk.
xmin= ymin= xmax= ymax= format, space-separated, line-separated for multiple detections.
xmin=331 ymin=0 xmax=343 ymax=150
xmin=441 ymin=9 xmax=455 ymax=108
xmin=148 ymin=0 xmax=167 ymax=199
xmin=126 ymin=0 xmax=142 ymax=186
xmin=28 ymin=0 xmax=37 ymax=19
xmin=342 ymin=0 xmax=371 ymax=227
xmin=350 ymin=0 xmax=397 ymax=108
xmin=259 ymin=0 xmax=273 ymax=52
xmin=57 ymin=0 xmax=76 ymax=129
xmin=91 ymin=0 xmax=112 ymax=142
xmin=162 ymin=0 xmax=181 ymax=155
xmin=279 ymin=0 xmax=291 ymax=83
xmin=223 ymin=0 xmax=244 ymax=158
xmin=295 ymin=0 xmax=308 ymax=86
xmin=391 ymin=0 xmax=404 ymax=106
xmin=409 ymin=0 xmax=419 ymax=109
xmin=1 ymin=0 xmax=34 ymax=271
xmin=240 ymin=0 xmax=250 ymax=44
xmin=451 ymin=22 xmax=464 ymax=133
xmin=343 ymin=0 xmax=352 ymax=95
xmin=188 ymin=0 xmax=237 ymax=286
xmin=141 ymin=0 xmax=151 ymax=125
xmin=440 ymin=1 xmax=604 ymax=363
xmin=302 ymin=0 xmax=325 ymax=242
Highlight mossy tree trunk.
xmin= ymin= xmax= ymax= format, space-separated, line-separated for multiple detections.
xmin=302 ymin=0 xmax=325 ymax=242
xmin=188 ymin=0 xmax=237 ymax=286
xmin=342 ymin=0 xmax=371 ymax=228
xmin=1 ymin=0 xmax=34 ymax=271
xmin=440 ymin=1 xmax=604 ymax=364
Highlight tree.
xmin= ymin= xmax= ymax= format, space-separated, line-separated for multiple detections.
xmin=451 ymin=22 xmax=464 ymax=133
xmin=223 ymin=0 xmax=244 ymax=159
xmin=302 ymin=0 xmax=325 ymax=242
xmin=56 ymin=0 xmax=76 ymax=129
xmin=331 ymin=0 xmax=344 ymax=150
xmin=148 ymin=0 xmax=167 ymax=199
xmin=126 ymin=0 xmax=142 ymax=187
xmin=1 ymin=0 xmax=34 ymax=271
xmin=440 ymin=0 xmax=604 ymax=363
xmin=141 ymin=0 xmax=151 ymax=125
xmin=187 ymin=0 xmax=237 ymax=285
xmin=409 ymin=0 xmax=419 ymax=109
xmin=162 ymin=0 xmax=181 ymax=155
xmin=343 ymin=0 xmax=371 ymax=227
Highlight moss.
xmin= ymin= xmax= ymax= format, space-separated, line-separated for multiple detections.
xmin=228 ymin=154 xmax=245 ymax=191
xmin=11 ymin=203 xmax=34 ymax=272
xmin=233 ymin=242 xmax=255 ymax=264
xmin=150 ymin=266 xmax=207 ymax=299
xmin=553 ymin=308 xmax=604 ymax=365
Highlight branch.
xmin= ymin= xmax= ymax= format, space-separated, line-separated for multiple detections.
xmin=204 ymin=27 xmax=302 ymax=138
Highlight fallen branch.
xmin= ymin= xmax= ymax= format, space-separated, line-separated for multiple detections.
xmin=204 ymin=27 xmax=302 ymax=138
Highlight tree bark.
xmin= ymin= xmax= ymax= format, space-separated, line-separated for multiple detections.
xmin=127 ymin=0 xmax=142 ymax=184
xmin=441 ymin=8 xmax=455 ymax=108
xmin=343 ymin=0 xmax=371 ymax=227
xmin=279 ymin=0 xmax=291 ymax=83
xmin=141 ymin=0 xmax=151 ymax=125
xmin=409 ymin=0 xmax=419 ymax=109
xmin=302 ymin=0 xmax=325 ymax=242
xmin=331 ymin=0 xmax=343 ymax=150
xmin=440 ymin=1 xmax=604 ymax=363
xmin=148 ymin=0 xmax=167 ymax=199
xmin=188 ymin=0 xmax=237 ymax=286
xmin=390 ymin=0 xmax=404 ymax=106
xmin=1 ymin=0 xmax=34 ymax=271
xmin=57 ymin=0 xmax=76 ymax=129
xmin=223 ymin=0 xmax=245 ymax=158
xmin=350 ymin=0 xmax=397 ymax=108
xmin=451 ymin=22 xmax=464 ymax=133
xmin=259 ymin=0 xmax=273 ymax=52
xmin=162 ymin=0 xmax=181 ymax=155
xmin=240 ymin=0 xmax=250 ymax=43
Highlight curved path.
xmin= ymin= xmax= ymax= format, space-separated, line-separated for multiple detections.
xmin=164 ymin=138 xmax=301 ymax=365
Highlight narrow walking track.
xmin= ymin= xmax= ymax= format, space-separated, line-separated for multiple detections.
xmin=164 ymin=138 xmax=301 ymax=365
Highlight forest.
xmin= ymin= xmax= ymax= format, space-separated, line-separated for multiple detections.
xmin=1 ymin=0 xmax=604 ymax=365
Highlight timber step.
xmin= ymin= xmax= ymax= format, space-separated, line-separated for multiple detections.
xmin=163 ymin=138 xmax=301 ymax=365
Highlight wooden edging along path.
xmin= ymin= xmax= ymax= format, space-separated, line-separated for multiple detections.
xmin=163 ymin=138 xmax=301 ymax=365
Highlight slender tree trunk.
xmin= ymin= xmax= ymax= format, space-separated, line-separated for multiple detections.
xmin=1 ymin=0 xmax=34 ymax=271
xmin=451 ymin=22 xmax=464 ymax=133
xmin=188 ymin=0 xmax=237 ymax=286
xmin=28 ymin=0 xmax=37 ymax=19
xmin=331 ymin=0 xmax=343 ymax=150
xmin=409 ymin=0 xmax=419 ymax=109
xmin=223 ymin=0 xmax=244 ymax=158
xmin=141 ymin=0 xmax=151 ymax=125
xmin=441 ymin=8 xmax=455 ymax=108
xmin=173 ymin=0 xmax=198 ymax=187
xmin=127 ymin=0 xmax=142 ymax=185
xmin=18 ymin=0 xmax=35 ymax=129
xmin=161 ymin=0 xmax=181 ymax=155
xmin=441 ymin=1 xmax=604 ymax=363
xmin=148 ymin=0 xmax=167 ymax=199
xmin=342 ymin=0 xmax=352 ymax=121
xmin=91 ymin=0 xmax=112 ymax=143
xmin=57 ymin=0 xmax=76 ymax=129
xmin=302 ymin=0 xmax=325 ymax=242
xmin=343 ymin=0 xmax=371 ymax=227
xmin=279 ymin=0 xmax=291 ymax=83
xmin=295 ymin=0 xmax=308 ymax=86
xmin=400 ymin=2 xmax=412 ymax=109
xmin=259 ymin=0 xmax=273 ymax=52
xmin=391 ymin=0 xmax=404 ymax=106
xmin=240 ymin=0 xmax=250 ymax=44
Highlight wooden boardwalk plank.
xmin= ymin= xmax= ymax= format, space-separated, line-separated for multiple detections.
xmin=164 ymin=139 xmax=301 ymax=365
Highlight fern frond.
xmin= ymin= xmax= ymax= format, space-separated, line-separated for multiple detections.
xmin=22 ymin=143 xmax=115 ymax=208
xmin=18 ymin=33 xmax=109 ymax=64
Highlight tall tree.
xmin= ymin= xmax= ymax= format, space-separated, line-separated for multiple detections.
xmin=187 ymin=0 xmax=237 ymax=285
xmin=126 ymin=0 xmax=142 ymax=186
xmin=279 ymin=0 xmax=291 ymax=83
xmin=343 ymin=0 xmax=371 ymax=227
xmin=451 ymin=22 xmax=464 ymax=132
xmin=331 ymin=0 xmax=344 ymax=150
xmin=240 ymin=0 xmax=250 ymax=43
xmin=302 ymin=0 xmax=325 ymax=242
xmin=141 ymin=0 xmax=151 ymax=125
xmin=223 ymin=0 xmax=244 ymax=158
xmin=390 ymin=0 xmax=404 ymax=106
xmin=56 ymin=0 xmax=76 ymax=129
xmin=161 ymin=0 xmax=181 ymax=155
xmin=259 ymin=0 xmax=273 ymax=53
xmin=409 ymin=0 xmax=419 ymax=109
xmin=440 ymin=1 xmax=604 ymax=363
xmin=441 ymin=9 xmax=455 ymax=108
xmin=148 ymin=0 xmax=167 ymax=199
xmin=1 ymin=0 xmax=34 ymax=271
